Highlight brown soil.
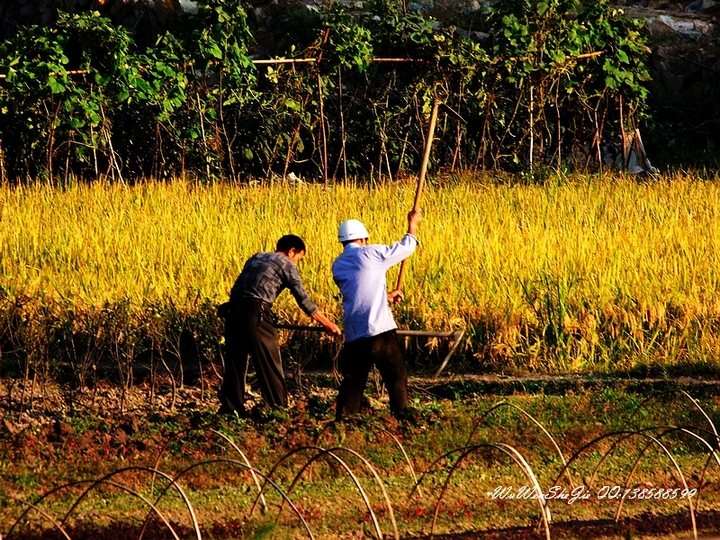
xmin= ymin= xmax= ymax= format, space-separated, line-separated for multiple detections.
xmin=5 ymin=513 xmax=720 ymax=539
xmin=3 ymin=373 xmax=720 ymax=539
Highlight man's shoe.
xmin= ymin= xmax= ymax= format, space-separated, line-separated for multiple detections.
xmin=396 ymin=406 xmax=422 ymax=426
xmin=218 ymin=405 xmax=249 ymax=418
xmin=217 ymin=404 xmax=234 ymax=415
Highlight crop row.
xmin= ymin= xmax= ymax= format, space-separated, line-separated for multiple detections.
xmin=1 ymin=173 xmax=720 ymax=393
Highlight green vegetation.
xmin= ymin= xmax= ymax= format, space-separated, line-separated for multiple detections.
xmin=0 ymin=0 xmax=649 ymax=180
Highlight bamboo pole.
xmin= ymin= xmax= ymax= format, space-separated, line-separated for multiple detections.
xmin=619 ymin=94 xmax=629 ymax=169
xmin=250 ymin=57 xmax=426 ymax=65
xmin=316 ymin=29 xmax=331 ymax=185
xmin=0 ymin=51 xmax=603 ymax=79
xmin=394 ymin=97 xmax=441 ymax=292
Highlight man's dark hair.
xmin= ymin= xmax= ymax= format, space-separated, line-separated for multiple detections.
xmin=276 ymin=234 xmax=306 ymax=253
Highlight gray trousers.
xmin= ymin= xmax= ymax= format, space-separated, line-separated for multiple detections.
xmin=219 ymin=299 xmax=287 ymax=412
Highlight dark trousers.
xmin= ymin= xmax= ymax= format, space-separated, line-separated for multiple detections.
xmin=335 ymin=330 xmax=409 ymax=420
xmin=219 ymin=300 xmax=287 ymax=412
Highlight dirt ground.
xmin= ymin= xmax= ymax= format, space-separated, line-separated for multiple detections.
xmin=3 ymin=373 xmax=720 ymax=539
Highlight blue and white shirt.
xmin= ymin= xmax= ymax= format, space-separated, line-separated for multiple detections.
xmin=332 ymin=234 xmax=418 ymax=342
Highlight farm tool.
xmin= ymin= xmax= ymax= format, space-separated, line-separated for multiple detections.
xmin=276 ymin=322 xmax=464 ymax=378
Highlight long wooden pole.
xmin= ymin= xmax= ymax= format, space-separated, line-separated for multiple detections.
xmin=394 ymin=97 xmax=441 ymax=292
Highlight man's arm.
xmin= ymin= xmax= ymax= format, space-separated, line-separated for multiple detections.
xmin=283 ymin=261 xmax=321 ymax=316
xmin=281 ymin=257 xmax=342 ymax=335
xmin=387 ymin=210 xmax=422 ymax=304
xmin=372 ymin=209 xmax=423 ymax=267
xmin=312 ymin=311 xmax=342 ymax=335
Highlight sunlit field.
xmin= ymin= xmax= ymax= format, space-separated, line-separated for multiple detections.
xmin=2 ymin=172 xmax=720 ymax=374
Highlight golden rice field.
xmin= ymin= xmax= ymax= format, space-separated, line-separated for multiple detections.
xmin=2 ymin=172 xmax=720 ymax=375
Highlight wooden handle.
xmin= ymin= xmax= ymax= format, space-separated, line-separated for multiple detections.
xmin=395 ymin=98 xmax=441 ymax=292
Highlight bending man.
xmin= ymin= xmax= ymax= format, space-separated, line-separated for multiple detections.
xmin=219 ymin=235 xmax=341 ymax=415
xmin=332 ymin=211 xmax=421 ymax=420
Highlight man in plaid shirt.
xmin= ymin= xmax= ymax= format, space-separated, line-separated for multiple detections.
xmin=219 ymin=235 xmax=341 ymax=415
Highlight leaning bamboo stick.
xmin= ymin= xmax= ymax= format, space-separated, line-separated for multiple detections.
xmin=251 ymin=58 xmax=318 ymax=64
xmin=252 ymin=57 xmax=426 ymax=65
xmin=0 ymin=69 xmax=91 ymax=78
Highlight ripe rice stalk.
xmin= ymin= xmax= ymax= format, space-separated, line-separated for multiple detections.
xmin=3 ymin=174 xmax=720 ymax=376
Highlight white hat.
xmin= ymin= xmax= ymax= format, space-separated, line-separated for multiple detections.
xmin=338 ymin=219 xmax=369 ymax=243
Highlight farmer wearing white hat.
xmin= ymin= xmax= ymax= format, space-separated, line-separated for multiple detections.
xmin=332 ymin=210 xmax=422 ymax=420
